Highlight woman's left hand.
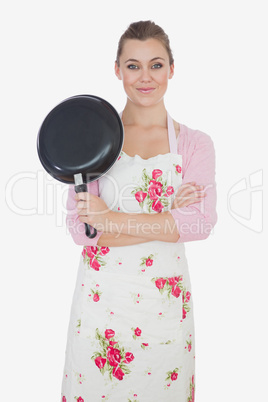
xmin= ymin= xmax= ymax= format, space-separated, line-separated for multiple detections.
xmin=75 ymin=192 xmax=111 ymax=230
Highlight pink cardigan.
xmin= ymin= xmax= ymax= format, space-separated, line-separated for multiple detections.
xmin=66 ymin=123 xmax=217 ymax=245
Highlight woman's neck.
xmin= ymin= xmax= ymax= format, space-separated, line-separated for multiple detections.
xmin=122 ymin=100 xmax=167 ymax=128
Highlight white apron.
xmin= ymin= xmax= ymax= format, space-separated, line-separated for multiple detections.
xmin=61 ymin=114 xmax=195 ymax=402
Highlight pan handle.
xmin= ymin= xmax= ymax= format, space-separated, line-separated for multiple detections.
xmin=74 ymin=174 xmax=97 ymax=239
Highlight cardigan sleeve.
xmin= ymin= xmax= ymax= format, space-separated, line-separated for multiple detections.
xmin=66 ymin=180 xmax=103 ymax=246
xmin=170 ymin=125 xmax=217 ymax=242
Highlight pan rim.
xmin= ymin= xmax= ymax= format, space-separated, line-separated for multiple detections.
xmin=37 ymin=94 xmax=124 ymax=184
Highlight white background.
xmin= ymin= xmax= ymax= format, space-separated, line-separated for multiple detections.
xmin=1 ymin=0 xmax=267 ymax=400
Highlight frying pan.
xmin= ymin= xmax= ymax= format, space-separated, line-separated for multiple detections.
xmin=37 ymin=94 xmax=124 ymax=238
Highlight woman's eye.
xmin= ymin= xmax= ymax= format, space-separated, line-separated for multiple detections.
xmin=152 ymin=63 xmax=163 ymax=69
xmin=127 ymin=64 xmax=139 ymax=69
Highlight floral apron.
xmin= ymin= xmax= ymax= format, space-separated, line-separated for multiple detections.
xmin=61 ymin=114 xmax=195 ymax=402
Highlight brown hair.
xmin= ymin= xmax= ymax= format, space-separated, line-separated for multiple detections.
xmin=116 ymin=20 xmax=174 ymax=66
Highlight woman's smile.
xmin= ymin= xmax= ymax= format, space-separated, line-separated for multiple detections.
xmin=136 ymin=87 xmax=156 ymax=94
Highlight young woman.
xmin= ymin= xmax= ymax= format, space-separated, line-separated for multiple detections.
xmin=61 ymin=20 xmax=217 ymax=401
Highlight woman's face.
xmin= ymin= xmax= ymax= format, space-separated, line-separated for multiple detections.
xmin=115 ymin=38 xmax=174 ymax=108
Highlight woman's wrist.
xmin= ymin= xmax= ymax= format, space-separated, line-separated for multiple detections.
xmin=97 ymin=231 xmax=151 ymax=247
xmin=105 ymin=210 xmax=179 ymax=242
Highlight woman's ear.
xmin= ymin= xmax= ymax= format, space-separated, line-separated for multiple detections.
xmin=114 ymin=61 xmax=122 ymax=80
xmin=169 ymin=62 xmax=175 ymax=79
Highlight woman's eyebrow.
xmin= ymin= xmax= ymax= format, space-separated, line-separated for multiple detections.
xmin=124 ymin=57 xmax=166 ymax=64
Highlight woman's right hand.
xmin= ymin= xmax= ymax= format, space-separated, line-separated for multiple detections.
xmin=171 ymin=182 xmax=206 ymax=209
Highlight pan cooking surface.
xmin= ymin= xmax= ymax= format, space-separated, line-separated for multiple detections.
xmin=37 ymin=95 xmax=124 ymax=183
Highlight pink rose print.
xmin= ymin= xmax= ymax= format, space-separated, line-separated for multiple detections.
xmin=76 ymin=398 xmax=84 ymax=402
xmin=93 ymin=293 xmax=100 ymax=302
xmin=87 ymin=246 xmax=98 ymax=258
xmin=168 ymin=277 xmax=179 ymax=286
xmin=88 ymin=284 xmax=102 ymax=303
xmin=152 ymin=169 xmax=163 ymax=179
xmin=89 ymin=257 xmax=101 ymax=271
xmin=95 ymin=356 xmax=107 ymax=369
xmin=182 ymin=290 xmax=191 ymax=318
xmin=184 ymin=334 xmax=193 ymax=352
xmin=82 ymin=246 xmax=110 ymax=270
xmin=187 ymin=375 xmax=195 ymax=402
xmin=155 ymin=278 xmax=167 ymax=289
xmin=62 ymin=397 xmax=66 ymax=402
xmin=183 ymin=291 xmax=191 ymax=303
xmin=132 ymin=326 xmax=142 ymax=340
xmin=91 ymin=329 xmax=135 ymax=381
xmin=164 ymin=186 xmax=174 ymax=197
xmin=152 ymin=199 xmax=164 ymax=213
xmin=139 ymin=254 xmax=154 ymax=272
xmin=105 ymin=329 xmax=115 ymax=339
xmin=109 ymin=340 xmax=118 ymax=346
xmin=82 ymin=246 xmax=97 ymax=259
xmin=135 ymin=190 xmax=147 ymax=203
xmin=107 ymin=346 xmax=122 ymax=367
xmin=165 ymin=368 xmax=180 ymax=389
xmin=135 ymin=327 xmax=142 ymax=336
xmin=171 ymin=285 xmax=181 ymax=298
xmin=148 ymin=180 xmax=163 ymax=200
xmin=123 ymin=352 xmax=134 ymax=364
xmin=171 ymin=372 xmax=178 ymax=381
xmin=146 ymin=258 xmax=153 ymax=266
xmin=175 ymin=164 xmax=182 ymax=174
xmin=112 ymin=366 xmax=125 ymax=380
xmin=131 ymin=168 xmax=172 ymax=212
xmin=153 ymin=276 xmax=191 ymax=318
xmin=100 ymin=247 xmax=110 ymax=256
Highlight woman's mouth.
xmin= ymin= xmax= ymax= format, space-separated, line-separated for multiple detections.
xmin=136 ymin=87 xmax=155 ymax=94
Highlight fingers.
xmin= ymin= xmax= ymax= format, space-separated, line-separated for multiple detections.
xmin=75 ymin=193 xmax=110 ymax=219
xmin=177 ymin=183 xmax=205 ymax=198
xmin=173 ymin=182 xmax=207 ymax=208
xmin=75 ymin=192 xmax=92 ymax=201
xmin=76 ymin=202 xmax=88 ymax=214
xmin=178 ymin=182 xmax=206 ymax=193
xmin=75 ymin=193 xmax=94 ymax=215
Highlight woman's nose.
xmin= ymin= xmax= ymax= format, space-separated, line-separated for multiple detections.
xmin=139 ymin=68 xmax=152 ymax=82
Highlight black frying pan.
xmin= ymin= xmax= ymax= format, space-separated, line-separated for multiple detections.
xmin=37 ymin=94 xmax=124 ymax=238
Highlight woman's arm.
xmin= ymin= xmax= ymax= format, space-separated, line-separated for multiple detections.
xmin=106 ymin=209 xmax=180 ymax=242
xmin=76 ymin=192 xmax=179 ymax=242
xmin=66 ymin=180 xmax=181 ymax=247
xmin=170 ymin=126 xmax=217 ymax=242
xmin=66 ymin=181 xmax=177 ymax=247
xmin=76 ymin=181 xmax=206 ymax=244
xmin=97 ymin=232 xmax=152 ymax=247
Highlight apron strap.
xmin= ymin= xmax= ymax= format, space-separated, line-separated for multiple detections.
xmin=167 ymin=113 xmax=177 ymax=154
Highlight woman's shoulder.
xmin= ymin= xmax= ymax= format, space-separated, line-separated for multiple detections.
xmin=177 ymin=122 xmax=214 ymax=152
xmin=174 ymin=122 xmax=215 ymax=167
xmin=179 ymin=121 xmax=212 ymax=141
